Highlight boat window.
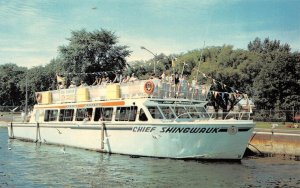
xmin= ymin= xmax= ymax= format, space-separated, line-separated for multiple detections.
xmin=147 ymin=106 xmax=163 ymax=119
xmin=115 ymin=106 xmax=137 ymax=121
xmin=160 ymin=106 xmax=176 ymax=119
xmin=59 ymin=109 xmax=74 ymax=121
xmin=196 ymin=107 xmax=210 ymax=118
xmin=187 ymin=106 xmax=201 ymax=118
xmin=94 ymin=107 xmax=113 ymax=121
xmin=138 ymin=108 xmax=148 ymax=121
xmin=76 ymin=108 xmax=93 ymax=121
xmin=44 ymin=110 xmax=58 ymax=122
xmin=173 ymin=106 xmax=190 ymax=119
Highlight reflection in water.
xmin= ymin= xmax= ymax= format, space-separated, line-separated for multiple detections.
xmin=0 ymin=128 xmax=299 ymax=187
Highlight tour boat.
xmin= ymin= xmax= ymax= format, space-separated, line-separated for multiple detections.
xmin=7 ymin=79 xmax=255 ymax=160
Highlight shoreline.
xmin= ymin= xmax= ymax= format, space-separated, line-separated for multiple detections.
xmin=248 ymin=128 xmax=300 ymax=157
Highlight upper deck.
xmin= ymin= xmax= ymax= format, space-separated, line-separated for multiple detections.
xmin=35 ymin=79 xmax=211 ymax=105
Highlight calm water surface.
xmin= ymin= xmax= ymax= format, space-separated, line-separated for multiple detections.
xmin=0 ymin=127 xmax=299 ymax=188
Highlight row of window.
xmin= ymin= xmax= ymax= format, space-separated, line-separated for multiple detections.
xmin=44 ymin=106 xmax=148 ymax=122
xmin=43 ymin=105 xmax=209 ymax=122
xmin=148 ymin=106 xmax=209 ymax=119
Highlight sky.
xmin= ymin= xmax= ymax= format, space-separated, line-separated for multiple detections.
xmin=0 ymin=0 xmax=299 ymax=68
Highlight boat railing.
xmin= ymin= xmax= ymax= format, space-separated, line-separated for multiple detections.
xmin=170 ymin=112 xmax=211 ymax=122
xmin=151 ymin=79 xmax=210 ymax=101
xmin=207 ymin=111 xmax=252 ymax=120
xmin=36 ymin=80 xmax=211 ymax=104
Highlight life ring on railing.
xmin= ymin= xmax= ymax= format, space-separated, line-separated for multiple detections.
xmin=36 ymin=93 xmax=42 ymax=103
xmin=144 ymin=81 xmax=155 ymax=95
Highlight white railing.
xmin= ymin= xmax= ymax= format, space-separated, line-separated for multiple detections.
xmin=40 ymin=80 xmax=211 ymax=104
xmin=208 ymin=112 xmax=252 ymax=120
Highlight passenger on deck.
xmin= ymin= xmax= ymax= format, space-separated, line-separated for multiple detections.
xmin=105 ymin=77 xmax=111 ymax=84
xmin=129 ymin=73 xmax=137 ymax=82
xmin=190 ymin=76 xmax=199 ymax=97
xmin=191 ymin=76 xmax=197 ymax=90
xmin=112 ymin=73 xmax=122 ymax=83
xmin=168 ymin=73 xmax=175 ymax=85
xmin=100 ymin=77 xmax=106 ymax=85
xmin=69 ymin=81 xmax=76 ymax=88
xmin=57 ymin=82 xmax=66 ymax=89
xmin=92 ymin=77 xmax=101 ymax=86
xmin=174 ymin=72 xmax=180 ymax=85
xmin=160 ymin=71 xmax=166 ymax=82
xmin=122 ymin=75 xmax=130 ymax=83
xmin=79 ymin=80 xmax=88 ymax=87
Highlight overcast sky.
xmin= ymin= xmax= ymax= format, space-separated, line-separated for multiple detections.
xmin=0 ymin=0 xmax=299 ymax=67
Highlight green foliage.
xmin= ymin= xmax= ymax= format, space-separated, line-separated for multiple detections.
xmin=0 ymin=64 xmax=27 ymax=106
xmin=0 ymin=34 xmax=299 ymax=115
xmin=58 ymin=29 xmax=131 ymax=84
xmin=248 ymin=37 xmax=291 ymax=54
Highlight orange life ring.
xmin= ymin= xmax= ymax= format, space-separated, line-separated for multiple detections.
xmin=144 ymin=81 xmax=155 ymax=95
xmin=36 ymin=93 xmax=42 ymax=103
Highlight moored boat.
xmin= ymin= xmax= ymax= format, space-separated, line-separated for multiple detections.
xmin=7 ymin=79 xmax=255 ymax=160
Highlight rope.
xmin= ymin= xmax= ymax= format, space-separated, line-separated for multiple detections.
xmin=248 ymin=143 xmax=263 ymax=155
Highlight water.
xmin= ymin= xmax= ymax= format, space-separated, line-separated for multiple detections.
xmin=0 ymin=127 xmax=299 ymax=188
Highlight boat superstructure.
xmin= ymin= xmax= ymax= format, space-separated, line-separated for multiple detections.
xmin=8 ymin=79 xmax=255 ymax=160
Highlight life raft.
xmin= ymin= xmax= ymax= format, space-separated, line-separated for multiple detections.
xmin=144 ymin=81 xmax=155 ymax=95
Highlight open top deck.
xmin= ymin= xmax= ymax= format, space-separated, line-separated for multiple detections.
xmin=35 ymin=79 xmax=211 ymax=105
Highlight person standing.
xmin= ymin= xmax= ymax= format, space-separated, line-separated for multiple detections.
xmin=113 ymin=73 xmax=122 ymax=83
xmin=69 ymin=81 xmax=76 ymax=88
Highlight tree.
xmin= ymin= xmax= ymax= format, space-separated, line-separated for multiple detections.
xmin=251 ymin=38 xmax=300 ymax=121
xmin=58 ymin=29 xmax=131 ymax=84
xmin=0 ymin=64 xmax=27 ymax=106
xmin=248 ymin=37 xmax=291 ymax=54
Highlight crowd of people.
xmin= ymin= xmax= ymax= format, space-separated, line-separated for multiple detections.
xmin=56 ymin=71 xmax=200 ymax=91
xmin=157 ymin=71 xmax=200 ymax=93
xmin=56 ymin=73 xmax=139 ymax=89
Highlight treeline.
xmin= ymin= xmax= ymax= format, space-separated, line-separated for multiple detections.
xmin=0 ymin=29 xmax=299 ymax=120
xmin=128 ymin=38 xmax=300 ymax=119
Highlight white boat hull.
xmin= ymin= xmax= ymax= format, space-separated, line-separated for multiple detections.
xmin=7 ymin=120 xmax=254 ymax=160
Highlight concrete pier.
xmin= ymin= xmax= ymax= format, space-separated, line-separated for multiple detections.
xmin=249 ymin=128 xmax=300 ymax=156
